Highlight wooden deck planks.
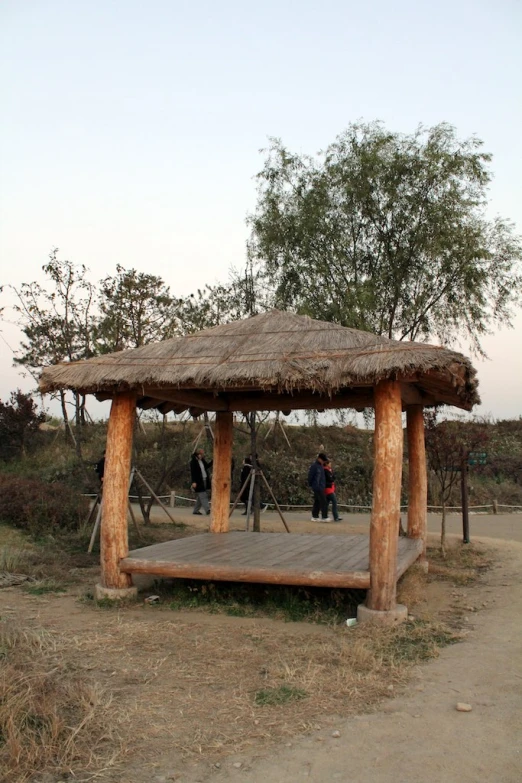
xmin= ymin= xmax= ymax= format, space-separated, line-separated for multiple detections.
xmin=120 ymin=532 xmax=423 ymax=590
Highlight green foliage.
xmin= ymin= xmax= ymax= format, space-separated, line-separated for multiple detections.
xmin=254 ymin=685 xmax=308 ymax=706
xmin=150 ymin=578 xmax=364 ymax=624
xmin=95 ymin=265 xmax=179 ymax=352
xmin=424 ymin=413 xmax=491 ymax=505
xmin=373 ymin=620 xmax=459 ymax=664
xmin=249 ymin=122 xmax=522 ymax=353
xmin=22 ymin=580 xmax=67 ymax=595
xmin=2 ymin=413 xmax=521 ymax=514
xmin=176 ymin=262 xmax=274 ymax=336
xmin=0 ymin=390 xmax=46 ymax=461
xmin=0 ymin=474 xmax=89 ymax=537
xmin=10 ymin=250 xmax=96 ymax=376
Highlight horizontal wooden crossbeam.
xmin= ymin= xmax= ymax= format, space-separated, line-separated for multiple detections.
xmin=141 ymin=387 xmax=374 ymax=413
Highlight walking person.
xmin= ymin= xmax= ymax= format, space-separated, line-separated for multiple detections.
xmin=190 ymin=448 xmax=212 ymax=515
xmin=308 ymin=452 xmax=331 ymax=522
xmin=324 ymin=459 xmax=343 ymax=522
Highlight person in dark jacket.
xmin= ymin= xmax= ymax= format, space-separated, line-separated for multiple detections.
xmin=95 ymin=451 xmax=106 ymax=486
xmin=190 ymin=448 xmax=212 ymax=515
xmin=308 ymin=452 xmax=330 ymax=522
xmin=324 ymin=459 xmax=343 ymax=522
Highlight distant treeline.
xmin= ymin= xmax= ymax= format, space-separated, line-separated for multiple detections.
xmin=2 ymin=412 xmax=521 ymax=511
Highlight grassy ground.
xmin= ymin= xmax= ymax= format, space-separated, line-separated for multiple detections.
xmin=0 ymin=521 xmax=493 ymax=782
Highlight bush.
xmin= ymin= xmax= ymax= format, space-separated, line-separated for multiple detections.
xmin=0 ymin=474 xmax=89 ymax=537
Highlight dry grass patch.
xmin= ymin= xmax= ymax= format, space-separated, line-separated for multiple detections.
xmin=397 ymin=563 xmax=429 ymax=609
xmin=54 ymin=608 xmax=459 ymax=763
xmin=0 ymin=526 xmax=98 ymax=596
xmin=0 ymin=619 xmax=126 ymax=783
xmin=428 ymin=541 xmax=493 ymax=585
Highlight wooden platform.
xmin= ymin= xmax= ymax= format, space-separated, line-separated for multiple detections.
xmin=120 ymin=533 xmax=423 ymax=589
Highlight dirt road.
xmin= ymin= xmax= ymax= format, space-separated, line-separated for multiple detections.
xmin=188 ymin=537 xmax=522 ymax=783
xmin=146 ymin=504 xmax=522 ymax=543
xmin=121 ymin=508 xmax=522 ymax=782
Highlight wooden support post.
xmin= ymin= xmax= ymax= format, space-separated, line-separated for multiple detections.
xmin=100 ymin=392 xmax=136 ymax=590
xmin=367 ymin=380 xmax=404 ymax=613
xmin=210 ymin=411 xmax=233 ymax=533
xmin=406 ymin=404 xmax=428 ymax=561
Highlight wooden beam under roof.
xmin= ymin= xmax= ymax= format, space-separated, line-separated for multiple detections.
xmin=137 ymin=396 xmax=188 ymax=414
xmin=143 ymin=386 xmax=374 ymax=412
xmin=143 ymin=388 xmax=229 ymax=411
xmin=400 ymin=382 xmax=437 ymax=408
xmin=226 ymin=389 xmax=374 ymax=412
xmin=102 ymin=380 xmax=459 ymax=413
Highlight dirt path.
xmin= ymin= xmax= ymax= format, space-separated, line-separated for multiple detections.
xmin=144 ymin=505 xmax=522 ymax=544
xmin=186 ymin=537 xmax=522 ymax=783
xmin=3 ymin=520 xmax=522 ymax=782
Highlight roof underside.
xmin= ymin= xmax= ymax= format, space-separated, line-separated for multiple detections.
xmin=39 ymin=310 xmax=480 ymax=414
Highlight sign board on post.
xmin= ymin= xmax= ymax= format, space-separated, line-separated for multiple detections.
xmin=468 ymin=451 xmax=487 ymax=466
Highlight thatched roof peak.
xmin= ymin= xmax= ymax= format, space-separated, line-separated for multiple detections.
xmin=39 ymin=309 xmax=480 ymax=411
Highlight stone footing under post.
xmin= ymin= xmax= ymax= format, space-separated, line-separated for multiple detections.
xmin=94 ymin=583 xmax=138 ymax=602
xmin=357 ymin=603 xmax=408 ymax=626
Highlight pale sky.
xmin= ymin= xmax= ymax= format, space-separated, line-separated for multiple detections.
xmin=1 ymin=0 xmax=521 ymax=420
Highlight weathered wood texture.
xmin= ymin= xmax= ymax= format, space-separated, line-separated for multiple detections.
xmin=407 ymin=404 xmax=428 ymax=558
xmin=140 ymin=387 xmax=374 ymax=413
xmin=101 ymin=392 xmax=136 ymax=588
xmin=120 ymin=532 xmax=422 ymax=588
xmin=210 ymin=411 xmax=233 ymax=533
xmin=368 ymin=380 xmax=404 ymax=611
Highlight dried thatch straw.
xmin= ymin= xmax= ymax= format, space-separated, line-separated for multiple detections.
xmin=39 ymin=310 xmax=479 ymax=410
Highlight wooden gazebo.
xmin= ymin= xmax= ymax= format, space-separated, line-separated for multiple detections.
xmin=40 ymin=311 xmax=479 ymax=623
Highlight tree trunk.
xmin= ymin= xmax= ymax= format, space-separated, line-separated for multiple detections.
xmin=80 ymin=394 xmax=87 ymax=426
xmin=72 ymin=392 xmax=83 ymax=460
xmin=367 ymin=380 xmax=403 ymax=612
xmin=441 ymin=501 xmax=447 ymax=558
xmin=59 ymin=390 xmax=76 ymax=446
xmin=100 ymin=392 xmax=136 ymax=589
xmin=203 ymin=411 xmax=214 ymax=447
xmin=136 ymin=481 xmax=151 ymax=525
xmin=210 ymin=412 xmax=233 ymax=533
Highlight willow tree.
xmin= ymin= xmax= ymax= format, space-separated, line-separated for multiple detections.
xmin=249 ymin=122 xmax=522 ymax=353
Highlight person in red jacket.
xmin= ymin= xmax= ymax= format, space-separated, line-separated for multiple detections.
xmin=324 ymin=459 xmax=343 ymax=522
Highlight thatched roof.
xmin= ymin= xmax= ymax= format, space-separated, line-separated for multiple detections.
xmin=39 ymin=310 xmax=480 ymax=413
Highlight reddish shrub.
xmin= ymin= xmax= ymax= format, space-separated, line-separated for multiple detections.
xmin=0 ymin=474 xmax=89 ymax=536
